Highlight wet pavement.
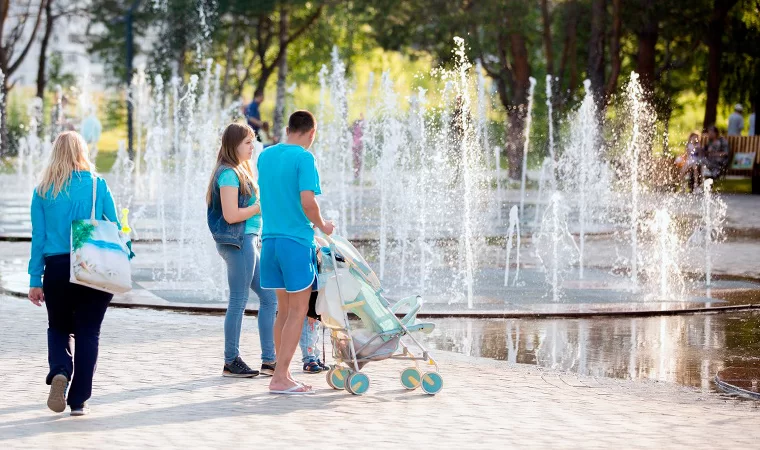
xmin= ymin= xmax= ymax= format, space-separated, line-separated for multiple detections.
xmin=419 ymin=312 xmax=760 ymax=393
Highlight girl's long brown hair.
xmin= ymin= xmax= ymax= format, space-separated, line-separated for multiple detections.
xmin=206 ymin=123 xmax=258 ymax=205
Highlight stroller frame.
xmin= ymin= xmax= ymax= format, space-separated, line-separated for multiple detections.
xmin=321 ymin=235 xmax=443 ymax=395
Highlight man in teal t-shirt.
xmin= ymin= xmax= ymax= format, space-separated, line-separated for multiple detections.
xmin=257 ymin=110 xmax=334 ymax=394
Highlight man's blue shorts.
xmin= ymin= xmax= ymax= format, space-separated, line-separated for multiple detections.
xmin=260 ymin=237 xmax=318 ymax=293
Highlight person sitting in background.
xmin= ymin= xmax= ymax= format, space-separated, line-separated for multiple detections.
xmin=703 ymin=125 xmax=730 ymax=178
xmin=675 ymin=132 xmax=704 ymax=192
xmin=727 ymin=104 xmax=745 ymax=136
xmin=749 ymin=109 xmax=756 ymax=136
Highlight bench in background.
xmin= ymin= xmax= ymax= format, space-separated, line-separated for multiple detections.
xmin=700 ymin=135 xmax=760 ymax=194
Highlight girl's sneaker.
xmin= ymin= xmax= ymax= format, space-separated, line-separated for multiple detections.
xmin=317 ymin=359 xmax=330 ymax=371
xmin=303 ymin=361 xmax=323 ymax=373
xmin=223 ymin=356 xmax=259 ymax=378
xmin=260 ymin=362 xmax=276 ymax=377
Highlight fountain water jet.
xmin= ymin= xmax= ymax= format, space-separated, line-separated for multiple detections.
xmin=700 ymin=179 xmax=726 ymax=287
xmin=3 ymin=39 xmax=743 ymax=311
xmin=534 ymin=193 xmax=579 ymax=302
xmin=504 ymin=205 xmax=521 ymax=287
xmin=625 ymin=72 xmax=644 ymax=289
xmin=519 ymin=77 xmax=537 ymax=220
xmin=545 ymin=74 xmax=556 ymax=193
xmin=558 ymin=79 xmax=607 ymax=279
xmin=645 ymin=208 xmax=685 ymax=300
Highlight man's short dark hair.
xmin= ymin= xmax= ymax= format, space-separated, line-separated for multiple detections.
xmin=288 ymin=110 xmax=316 ymax=134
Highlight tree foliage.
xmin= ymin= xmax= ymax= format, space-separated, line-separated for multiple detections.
xmin=72 ymin=0 xmax=760 ymax=153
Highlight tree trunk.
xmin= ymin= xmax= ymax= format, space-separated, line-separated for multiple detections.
xmin=569 ymin=22 xmax=578 ymax=97
xmin=540 ymin=0 xmax=553 ymax=75
xmin=219 ymin=27 xmax=236 ymax=106
xmin=344 ymin=1 xmax=355 ymax=76
xmin=0 ymin=0 xmax=46 ymax=155
xmin=558 ymin=0 xmax=576 ymax=86
xmin=636 ymin=0 xmax=658 ymax=96
xmin=752 ymin=83 xmax=760 ymax=135
xmin=605 ymin=0 xmax=622 ymax=99
xmin=558 ymin=0 xmax=578 ymax=110
xmin=273 ymin=7 xmax=288 ymax=142
xmin=703 ymin=0 xmax=739 ymax=129
xmin=588 ymin=0 xmax=606 ymax=106
xmin=506 ymin=107 xmax=527 ymax=180
xmin=176 ymin=43 xmax=186 ymax=80
xmin=36 ymin=0 xmax=54 ymax=99
xmin=0 ymin=79 xmax=7 ymax=157
xmin=505 ymin=32 xmax=531 ymax=180
xmin=255 ymin=66 xmax=275 ymax=98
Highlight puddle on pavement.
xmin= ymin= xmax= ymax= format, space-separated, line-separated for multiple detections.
xmin=419 ymin=312 xmax=760 ymax=393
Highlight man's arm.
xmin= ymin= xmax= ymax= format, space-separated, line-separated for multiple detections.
xmin=247 ymin=116 xmax=264 ymax=128
xmin=246 ymin=102 xmax=264 ymax=128
xmin=301 ymin=191 xmax=333 ymax=234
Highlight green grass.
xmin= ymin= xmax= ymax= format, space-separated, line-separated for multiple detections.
xmin=0 ymin=158 xmax=14 ymax=174
xmin=91 ymin=127 xmax=127 ymax=173
xmin=713 ymin=178 xmax=754 ymax=194
xmin=95 ymin=151 xmax=118 ymax=173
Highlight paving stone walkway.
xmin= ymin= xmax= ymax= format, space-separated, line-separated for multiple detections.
xmin=1 ymin=296 xmax=758 ymax=449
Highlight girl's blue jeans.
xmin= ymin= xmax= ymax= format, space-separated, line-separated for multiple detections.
xmin=216 ymin=234 xmax=278 ymax=364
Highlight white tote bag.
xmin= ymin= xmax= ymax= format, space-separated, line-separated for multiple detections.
xmin=69 ymin=178 xmax=133 ymax=294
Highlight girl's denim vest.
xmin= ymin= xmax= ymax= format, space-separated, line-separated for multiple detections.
xmin=207 ymin=165 xmax=252 ymax=248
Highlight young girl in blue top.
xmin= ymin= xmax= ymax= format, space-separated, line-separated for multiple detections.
xmin=28 ymin=131 xmax=120 ymax=416
xmin=206 ymin=123 xmax=277 ymax=378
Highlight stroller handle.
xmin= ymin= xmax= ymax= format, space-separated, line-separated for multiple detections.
xmin=315 ymin=230 xmax=339 ymax=247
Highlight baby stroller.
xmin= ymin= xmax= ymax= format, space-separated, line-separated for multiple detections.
xmin=315 ymin=234 xmax=443 ymax=395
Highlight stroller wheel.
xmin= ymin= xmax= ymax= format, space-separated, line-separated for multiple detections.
xmin=328 ymin=367 xmax=350 ymax=390
xmin=420 ymin=371 xmax=443 ymax=395
xmin=400 ymin=368 xmax=422 ymax=390
xmin=345 ymin=372 xmax=370 ymax=395
xmin=326 ymin=368 xmax=337 ymax=389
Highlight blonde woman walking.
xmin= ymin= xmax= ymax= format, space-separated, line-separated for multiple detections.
xmin=28 ymin=131 xmax=121 ymax=416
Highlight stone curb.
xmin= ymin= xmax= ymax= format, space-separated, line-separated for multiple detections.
xmin=4 ymin=284 xmax=760 ymax=319
xmin=3 ymin=226 xmax=760 ymax=243
xmin=714 ymin=374 xmax=760 ymax=400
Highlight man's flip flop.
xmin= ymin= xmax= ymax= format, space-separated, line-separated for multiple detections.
xmin=270 ymin=385 xmax=315 ymax=395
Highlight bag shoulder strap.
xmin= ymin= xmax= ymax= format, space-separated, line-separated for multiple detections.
xmin=91 ymin=176 xmax=98 ymax=221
